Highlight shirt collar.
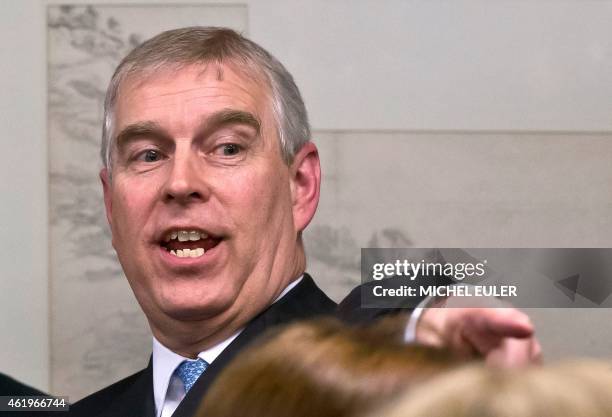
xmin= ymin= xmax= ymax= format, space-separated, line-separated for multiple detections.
xmin=152 ymin=275 xmax=303 ymax=416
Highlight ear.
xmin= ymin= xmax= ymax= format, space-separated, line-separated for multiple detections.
xmin=289 ymin=142 xmax=321 ymax=232
xmin=100 ymin=168 xmax=114 ymax=229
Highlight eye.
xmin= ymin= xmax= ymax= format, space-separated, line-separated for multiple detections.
xmin=139 ymin=149 xmax=162 ymax=162
xmin=219 ymin=143 xmax=242 ymax=156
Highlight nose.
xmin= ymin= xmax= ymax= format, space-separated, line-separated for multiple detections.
xmin=162 ymin=151 xmax=208 ymax=204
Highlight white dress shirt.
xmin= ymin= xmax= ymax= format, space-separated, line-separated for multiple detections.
xmin=152 ymin=276 xmax=303 ymax=417
xmin=404 ymin=304 xmax=426 ymax=342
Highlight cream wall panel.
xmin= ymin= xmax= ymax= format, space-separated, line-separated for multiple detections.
xmin=0 ymin=0 xmax=49 ymax=391
xmin=308 ymin=131 xmax=612 ymax=300
xmin=248 ymin=0 xmax=612 ymax=131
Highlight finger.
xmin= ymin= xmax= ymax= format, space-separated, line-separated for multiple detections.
xmin=467 ymin=308 xmax=534 ymax=339
xmin=449 ymin=327 xmax=480 ymax=359
xmin=484 ymin=338 xmax=539 ymax=368
xmin=460 ymin=323 xmax=504 ymax=356
xmin=459 ymin=309 xmax=538 ymax=358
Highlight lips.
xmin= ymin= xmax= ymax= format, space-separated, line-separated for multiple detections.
xmin=158 ymin=228 xmax=223 ymax=258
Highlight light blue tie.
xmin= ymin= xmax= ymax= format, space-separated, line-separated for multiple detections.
xmin=175 ymin=358 xmax=209 ymax=393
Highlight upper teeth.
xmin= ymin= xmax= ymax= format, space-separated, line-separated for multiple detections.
xmin=165 ymin=230 xmax=209 ymax=242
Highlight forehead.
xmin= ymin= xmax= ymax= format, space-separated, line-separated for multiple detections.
xmin=114 ymin=63 xmax=272 ymax=132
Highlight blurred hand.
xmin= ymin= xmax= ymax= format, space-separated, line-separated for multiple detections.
xmin=416 ymin=305 xmax=542 ymax=367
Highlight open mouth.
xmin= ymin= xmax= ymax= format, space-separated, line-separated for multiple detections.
xmin=160 ymin=230 xmax=222 ymax=259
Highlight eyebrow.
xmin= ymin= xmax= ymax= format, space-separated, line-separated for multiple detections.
xmin=114 ymin=121 xmax=171 ymax=151
xmin=195 ymin=109 xmax=261 ymax=138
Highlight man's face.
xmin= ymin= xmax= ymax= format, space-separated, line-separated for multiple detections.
xmin=102 ymin=63 xmax=303 ymax=333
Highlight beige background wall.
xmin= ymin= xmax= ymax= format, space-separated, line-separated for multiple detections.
xmin=1 ymin=0 xmax=612 ymax=400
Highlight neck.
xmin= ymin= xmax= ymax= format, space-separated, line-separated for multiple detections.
xmin=150 ymin=264 xmax=305 ymax=357
xmin=150 ymin=315 xmax=244 ymax=358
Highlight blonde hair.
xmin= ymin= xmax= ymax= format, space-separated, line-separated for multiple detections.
xmin=371 ymin=360 xmax=612 ymax=417
xmin=197 ymin=317 xmax=458 ymax=417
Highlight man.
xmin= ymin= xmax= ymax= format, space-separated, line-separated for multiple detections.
xmin=70 ymin=27 xmax=539 ymax=417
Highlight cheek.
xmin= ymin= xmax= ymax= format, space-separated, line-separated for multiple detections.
xmin=212 ymin=167 xmax=291 ymax=232
xmin=247 ymin=165 xmax=286 ymax=201
xmin=110 ymin=181 xmax=158 ymax=238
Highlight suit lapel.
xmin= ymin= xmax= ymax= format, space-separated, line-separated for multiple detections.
xmin=100 ymin=359 xmax=155 ymax=417
xmin=172 ymin=274 xmax=336 ymax=417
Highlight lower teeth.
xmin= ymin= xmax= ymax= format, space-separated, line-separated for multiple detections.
xmin=170 ymin=248 xmax=205 ymax=258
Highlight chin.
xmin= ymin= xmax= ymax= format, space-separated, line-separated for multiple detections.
xmin=159 ymin=293 xmax=234 ymax=322
xmin=163 ymin=304 xmax=228 ymax=322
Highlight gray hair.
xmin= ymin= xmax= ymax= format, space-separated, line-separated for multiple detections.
xmin=101 ymin=27 xmax=310 ymax=169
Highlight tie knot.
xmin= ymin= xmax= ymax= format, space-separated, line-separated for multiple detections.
xmin=175 ymin=358 xmax=209 ymax=393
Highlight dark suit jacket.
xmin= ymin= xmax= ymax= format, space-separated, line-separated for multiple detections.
xmin=0 ymin=373 xmax=45 ymax=397
xmin=70 ymin=274 xmax=392 ymax=417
